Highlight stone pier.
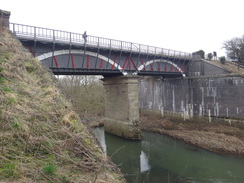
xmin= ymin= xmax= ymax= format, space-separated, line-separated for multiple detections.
xmin=102 ymin=76 xmax=141 ymax=140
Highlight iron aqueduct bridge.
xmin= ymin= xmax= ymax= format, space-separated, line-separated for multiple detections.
xmin=10 ymin=23 xmax=192 ymax=77
xmin=10 ymin=22 xmax=193 ymax=140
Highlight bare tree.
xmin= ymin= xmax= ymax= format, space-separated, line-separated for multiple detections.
xmin=223 ymin=35 xmax=244 ymax=64
xmin=59 ymin=75 xmax=104 ymax=116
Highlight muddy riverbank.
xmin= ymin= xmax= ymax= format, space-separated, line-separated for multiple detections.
xmin=140 ymin=110 xmax=244 ymax=157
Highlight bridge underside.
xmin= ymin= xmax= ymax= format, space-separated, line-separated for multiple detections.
xmin=50 ymin=67 xmax=183 ymax=77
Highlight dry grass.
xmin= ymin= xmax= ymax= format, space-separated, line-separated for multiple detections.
xmin=0 ymin=28 xmax=125 ymax=182
xmin=203 ymin=59 xmax=244 ymax=75
xmin=157 ymin=129 xmax=244 ymax=155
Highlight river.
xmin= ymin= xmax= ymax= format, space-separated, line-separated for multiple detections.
xmin=93 ymin=127 xmax=244 ymax=183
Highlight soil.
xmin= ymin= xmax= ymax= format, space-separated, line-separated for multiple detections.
xmin=140 ymin=111 xmax=244 ymax=157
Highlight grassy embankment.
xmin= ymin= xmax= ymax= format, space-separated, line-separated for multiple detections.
xmin=0 ymin=27 xmax=125 ymax=182
xmin=202 ymin=59 xmax=244 ymax=75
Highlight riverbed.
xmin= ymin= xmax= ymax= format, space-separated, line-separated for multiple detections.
xmin=93 ymin=127 xmax=244 ymax=183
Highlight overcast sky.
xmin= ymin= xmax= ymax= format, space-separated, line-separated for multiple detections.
xmin=2 ymin=0 xmax=244 ymax=57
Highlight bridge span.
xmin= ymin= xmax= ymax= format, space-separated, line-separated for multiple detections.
xmin=9 ymin=22 xmax=193 ymax=140
xmin=10 ymin=23 xmax=192 ymax=77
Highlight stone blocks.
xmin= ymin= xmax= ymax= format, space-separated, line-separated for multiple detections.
xmin=103 ymin=76 xmax=141 ymax=140
xmin=0 ymin=10 xmax=11 ymax=29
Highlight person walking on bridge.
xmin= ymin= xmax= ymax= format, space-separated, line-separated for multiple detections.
xmin=82 ymin=31 xmax=87 ymax=45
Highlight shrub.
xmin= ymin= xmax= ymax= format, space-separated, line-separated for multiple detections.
xmin=207 ymin=53 xmax=213 ymax=60
xmin=219 ymin=56 xmax=226 ymax=64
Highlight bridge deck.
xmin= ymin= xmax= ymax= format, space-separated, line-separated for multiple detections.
xmin=10 ymin=23 xmax=192 ymax=77
xmin=10 ymin=23 xmax=191 ymax=60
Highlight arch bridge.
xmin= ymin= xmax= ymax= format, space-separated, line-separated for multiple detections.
xmin=10 ymin=23 xmax=192 ymax=140
xmin=10 ymin=23 xmax=192 ymax=77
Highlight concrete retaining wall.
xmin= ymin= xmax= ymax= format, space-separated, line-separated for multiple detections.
xmin=188 ymin=59 xmax=230 ymax=77
xmin=139 ymin=75 xmax=244 ymax=127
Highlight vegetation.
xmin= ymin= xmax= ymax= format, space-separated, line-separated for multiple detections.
xmin=0 ymin=27 xmax=124 ymax=182
xmin=193 ymin=50 xmax=205 ymax=59
xmin=223 ymin=35 xmax=244 ymax=63
xmin=207 ymin=52 xmax=213 ymax=60
xmin=58 ymin=75 xmax=105 ymax=117
xmin=219 ymin=56 xmax=226 ymax=64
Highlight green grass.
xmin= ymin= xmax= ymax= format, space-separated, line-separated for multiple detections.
xmin=0 ymin=163 xmax=18 ymax=179
xmin=0 ymin=76 xmax=5 ymax=83
xmin=1 ymin=87 xmax=13 ymax=92
xmin=7 ymin=97 xmax=16 ymax=105
xmin=42 ymin=164 xmax=57 ymax=176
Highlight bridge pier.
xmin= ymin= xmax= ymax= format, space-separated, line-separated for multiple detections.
xmin=102 ymin=76 xmax=141 ymax=140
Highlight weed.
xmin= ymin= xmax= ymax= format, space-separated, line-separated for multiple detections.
xmin=0 ymin=163 xmax=18 ymax=178
xmin=0 ymin=54 xmax=7 ymax=77
xmin=61 ymin=175 xmax=69 ymax=183
xmin=24 ymin=59 xmax=39 ymax=73
xmin=42 ymin=164 xmax=57 ymax=176
xmin=12 ymin=121 xmax=21 ymax=128
xmin=0 ymin=76 xmax=4 ymax=83
xmin=0 ymin=53 xmax=10 ymax=63
xmin=7 ymin=97 xmax=16 ymax=105
xmin=2 ymin=87 xmax=13 ymax=93
xmin=43 ymin=140 xmax=53 ymax=148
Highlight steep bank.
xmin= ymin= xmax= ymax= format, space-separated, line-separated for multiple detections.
xmin=0 ymin=27 xmax=125 ymax=182
xmin=140 ymin=110 xmax=244 ymax=157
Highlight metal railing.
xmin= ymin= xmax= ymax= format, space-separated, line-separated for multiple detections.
xmin=10 ymin=23 xmax=192 ymax=60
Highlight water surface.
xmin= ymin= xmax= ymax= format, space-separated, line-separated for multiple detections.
xmin=93 ymin=127 xmax=244 ymax=183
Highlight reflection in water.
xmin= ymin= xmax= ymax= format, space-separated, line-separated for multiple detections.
xmin=140 ymin=151 xmax=150 ymax=173
xmin=93 ymin=127 xmax=244 ymax=183
xmin=92 ymin=126 xmax=107 ymax=154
